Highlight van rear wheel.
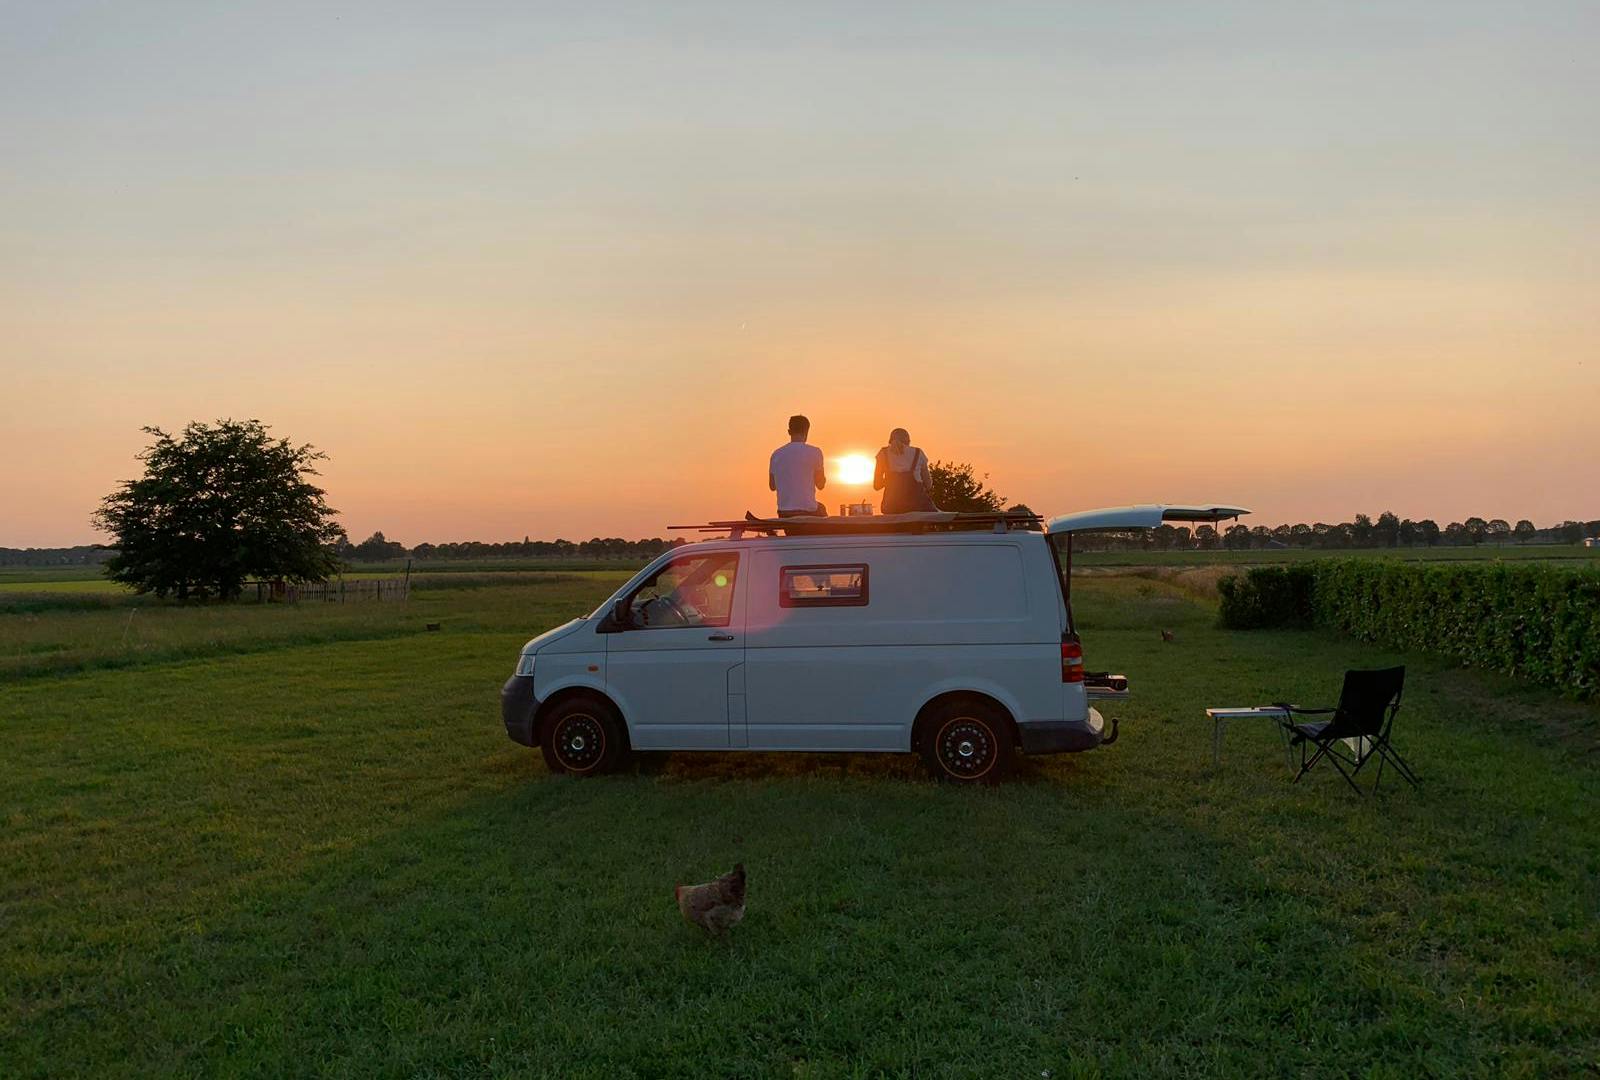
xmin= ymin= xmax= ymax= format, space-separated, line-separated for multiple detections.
xmin=540 ymin=697 xmax=626 ymax=777
xmin=919 ymin=700 xmax=1014 ymax=784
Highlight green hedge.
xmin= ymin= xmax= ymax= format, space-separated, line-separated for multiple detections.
xmin=1216 ymin=564 xmax=1316 ymax=629
xmin=1218 ymin=562 xmax=1600 ymax=698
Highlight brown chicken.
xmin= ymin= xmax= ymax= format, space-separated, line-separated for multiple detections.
xmin=1160 ymin=629 xmax=1176 ymax=643
xmin=675 ymin=864 xmax=746 ymax=935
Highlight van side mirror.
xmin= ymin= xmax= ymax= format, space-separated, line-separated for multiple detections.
xmin=600 ymin=597 xmax=633 ymax=633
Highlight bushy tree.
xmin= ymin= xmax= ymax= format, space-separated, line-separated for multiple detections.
xmin=352 ymin=531 xmax=407 ymax=561
xmin=927 ymin=461 xmax=1005 ymax=513
xmin=93 ymin=420 xmax=342 ymax=599
xmin=1375 ymin=511 xmax=1400 ymax=547
xmin=1351 ymin=513 xmax=1374 ymax=547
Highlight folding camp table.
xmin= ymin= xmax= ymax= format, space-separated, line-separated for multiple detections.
xmin=1204 ymin=707 xmax=1296 ymax=770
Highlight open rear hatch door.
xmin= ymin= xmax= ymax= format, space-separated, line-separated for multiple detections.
xmin=1046 ymin=504 xmax=1251 ymax=535
xmin=1045 ymin=503 xmax=1251 ymax=636
xmin=1044 ymin=504 xmax=1249 ymax=748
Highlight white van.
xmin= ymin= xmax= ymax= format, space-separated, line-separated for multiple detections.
xmin=500 ymin=505 xmax=1246 ymax=783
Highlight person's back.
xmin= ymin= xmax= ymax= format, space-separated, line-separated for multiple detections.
xmin=769 ymin=415 xmax=827 ymax=516
xmin=874 ymin=427 xmax=936 ymax=514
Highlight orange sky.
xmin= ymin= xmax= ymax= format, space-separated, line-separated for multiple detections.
xmin=3 ymin=4 xmax=1597 ymax=547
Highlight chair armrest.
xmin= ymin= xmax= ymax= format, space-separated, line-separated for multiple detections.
xmin=1271 ymin=703 xmax=1335 ymax=716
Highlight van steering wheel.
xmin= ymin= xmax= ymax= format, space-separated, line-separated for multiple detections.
xmin=657 ymin=594 xmax=690 ymax=626
xmin=639 ymin=593 xmax=690 ymax=627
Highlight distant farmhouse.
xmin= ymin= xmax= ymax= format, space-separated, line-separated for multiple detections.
xmin=1587 ymin=537 xmax=1600 ymax=549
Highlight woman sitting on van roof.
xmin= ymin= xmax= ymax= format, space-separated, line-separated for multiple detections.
xmin=874 ymin=428 xmax=937 ymax=514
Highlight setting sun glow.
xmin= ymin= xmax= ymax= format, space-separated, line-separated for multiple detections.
xmin=836 ymin=454 xmax=875 ymax=486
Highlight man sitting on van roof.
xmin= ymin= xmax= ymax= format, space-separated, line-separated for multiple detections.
xmin=769 ymin=414 xmax=828 ymax=518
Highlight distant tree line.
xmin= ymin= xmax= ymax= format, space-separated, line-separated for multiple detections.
xmin=1074 ymin=512 xmax=1600 ymax=552
xmin=19 ymin=515 xmax=1598 ymax=570
xmin=0 ymin=546 xmax=114 ymax=567
xmin=338 ymin=512 xmax=1600 ymax=562
xmin=336 ymin=531 xmax=686 ymax=563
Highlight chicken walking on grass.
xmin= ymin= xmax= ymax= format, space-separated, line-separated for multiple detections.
xmin=675 ymin=864 xmax=746 ymax=935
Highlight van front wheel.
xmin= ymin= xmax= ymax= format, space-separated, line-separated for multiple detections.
xmin=920 ymin=701 xmax=1014 ymax=784
xmin=540 ymin=697 xmax=626 ymax=777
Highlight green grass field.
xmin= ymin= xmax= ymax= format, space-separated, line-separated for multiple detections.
xmin=0 ymin=572 xmax=633 ymax=682
xmin=4 ymin=572 xmax=1599 ymax=1077
xmin=0 ymin=562 xmax=642 ymax=594
xmin=5 ymin=543 xmax=1594 ymax=595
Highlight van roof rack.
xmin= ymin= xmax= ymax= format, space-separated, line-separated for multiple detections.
xmin=669 ymin=511 xmax=1044 ymax=538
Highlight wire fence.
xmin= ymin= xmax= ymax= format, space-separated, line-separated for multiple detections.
xmin=246 ymin=578 xmax=410 ymax=604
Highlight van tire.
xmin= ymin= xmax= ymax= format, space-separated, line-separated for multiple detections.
xmin=540 ymin=696 xmax=627 ymax=777
xmin=919 ymin=699 xmax=1014 ymax=784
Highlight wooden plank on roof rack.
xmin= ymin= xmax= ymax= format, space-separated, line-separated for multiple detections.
xmin=668 ymin=510 xmax=1042 ymax=536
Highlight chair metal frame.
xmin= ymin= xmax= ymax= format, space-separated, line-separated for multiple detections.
xmin=1277 ymin=667 xmax=1421 ymax=796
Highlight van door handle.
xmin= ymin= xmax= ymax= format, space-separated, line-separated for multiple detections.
xmin=707 ymin=632 xmax=735 ymax=642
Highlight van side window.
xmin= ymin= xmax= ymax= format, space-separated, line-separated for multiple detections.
xmin=625 ymin=552 xmax=739 ymax=628
xmin=779 ymin=564 xmax=868 ymax=608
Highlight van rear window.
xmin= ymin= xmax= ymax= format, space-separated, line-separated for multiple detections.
xmin=779 ymin=564 xmax=868 ymax=608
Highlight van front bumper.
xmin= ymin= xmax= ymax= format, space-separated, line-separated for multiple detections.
xmin=1018 ymin=708 xmax=1110 ymax=755
xmin=501 ymin=675 xmax=540 ymax=747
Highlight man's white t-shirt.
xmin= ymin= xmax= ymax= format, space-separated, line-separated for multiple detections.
xmin=770 ymin=441 xmax=825 ymax=512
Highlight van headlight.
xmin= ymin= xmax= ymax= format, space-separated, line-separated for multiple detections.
xmin=514 ymin=653 xmax=537 ymax=677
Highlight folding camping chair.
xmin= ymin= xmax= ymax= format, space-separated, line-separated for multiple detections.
xmin=1275 ymin=667 xmax=1420 ymax=796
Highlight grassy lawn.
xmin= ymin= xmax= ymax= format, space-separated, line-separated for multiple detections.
xmin=3 ymin=574 xmax=1598 ymax=1077
xmin=0 ymin=577 xmax=128 ymax=594
xmin=0 ymin=567 xmax=640 ymax=594
xmin=0 ymin=568 xmax=109 ymax=586
xmin=7 ymin=542 xmax=1591 ymax=592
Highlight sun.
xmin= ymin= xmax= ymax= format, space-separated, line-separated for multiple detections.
xmin=836 ymin=453 xmax=874 ymax=485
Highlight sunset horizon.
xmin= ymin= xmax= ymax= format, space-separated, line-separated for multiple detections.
xmin=6 ymin=408 xmax=1596 ymax=549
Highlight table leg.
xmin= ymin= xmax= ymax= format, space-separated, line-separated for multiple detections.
xmin=1212 ymin=717 xmax=1225 ymax=768
xmin=1276 ymin=714 xmax=1295 ymax=773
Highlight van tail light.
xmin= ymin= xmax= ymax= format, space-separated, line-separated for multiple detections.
xmin=1061 ymin=641 xmax=1084 ymax=683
